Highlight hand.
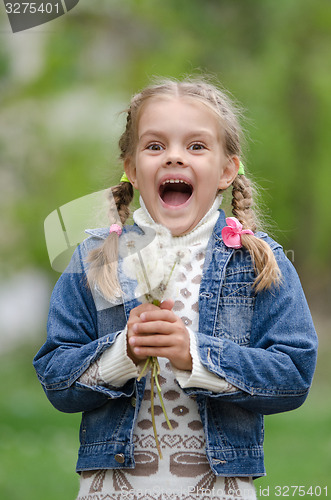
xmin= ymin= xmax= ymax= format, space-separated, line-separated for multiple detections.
xmin=126 ymin=299 xmax=192 ymax=371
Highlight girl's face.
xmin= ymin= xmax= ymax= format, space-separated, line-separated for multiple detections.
xmin=125 ymin=96 xmax=239 ymax=236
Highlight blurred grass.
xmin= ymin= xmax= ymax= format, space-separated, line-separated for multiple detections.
xmin=256 ymin=387 xmax=331 ymax=494
xmin=0 ymin=318 xmax=329 ymax=500
xmin=0 ymin=343 xmax=81 ymax=500
xmin=256 ymin=312 xmax=331 ymax=495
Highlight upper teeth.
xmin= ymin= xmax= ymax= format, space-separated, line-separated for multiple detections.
xmin=162 ymin=179 xmax=190 ymax=186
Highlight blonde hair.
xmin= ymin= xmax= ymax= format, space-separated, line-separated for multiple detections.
xmin=88 ymin=78 xmax=281 ymax=300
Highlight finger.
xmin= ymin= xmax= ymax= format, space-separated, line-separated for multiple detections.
xmin=130 ymin=302 xmax=160 ymax=318
xmin=132 ymin=346 xmax=173 ymax=359
xmin=159 ymin=299 xmax=174 ymax=311
xmin=139 ymin=309 xmax=176 ymax=324
xmin=132 ymin=319 xmax=177 ymax=336
xmin=127 ymin=303 xmax=161 ymax=333
xmin=132 ymin=344 xmax=192 ymax=371
xmin=130 ymin=329 xmax=182 ymax=346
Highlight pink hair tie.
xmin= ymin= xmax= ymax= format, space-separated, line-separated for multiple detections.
xmin=221 ymin=217 xmax=254 ymax=249
xmin=109 ymin=224 xmax=122 ymax=236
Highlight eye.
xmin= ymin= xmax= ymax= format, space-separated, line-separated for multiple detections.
xmin=189 ymin=142 xmax=206 ymax=151
xmin=146 ymin=143 xmax=164 ymax=151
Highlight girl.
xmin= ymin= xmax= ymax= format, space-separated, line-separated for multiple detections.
xmin=34 ymin=78 xmax=318 ymax=500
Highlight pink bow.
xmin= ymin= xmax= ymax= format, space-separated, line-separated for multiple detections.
xmin=109 ymin=224 xmax=122 ymax=236
xmin=221 ymin=217 xmax=254 ymax=249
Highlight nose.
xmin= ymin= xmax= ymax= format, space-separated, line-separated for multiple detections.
xmin=166 ymin=158 xmax=184 ymax=166
xmin=165 ymin=149 xmax=185 ymax=167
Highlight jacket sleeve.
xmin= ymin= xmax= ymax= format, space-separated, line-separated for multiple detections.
xmin=79 ymin=328 xmax=139 ymax=388
xmin=33 ymin=242 xmax=136 ymax=414
xmin=184 ymin=250 xmax=318 ymax=415
xmin=173 ymin=328 xmax=237 ymax=393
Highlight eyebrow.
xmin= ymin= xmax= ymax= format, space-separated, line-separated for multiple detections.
xmin=139 ymin=129 xmax=215 ymax=141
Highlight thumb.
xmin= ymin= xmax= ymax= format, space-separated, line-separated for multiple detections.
xmin=159 ymin=299 xmax=174 ymax=311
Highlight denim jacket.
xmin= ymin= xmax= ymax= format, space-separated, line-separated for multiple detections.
xmin=33 ymin=209 xmax=317 ymax=478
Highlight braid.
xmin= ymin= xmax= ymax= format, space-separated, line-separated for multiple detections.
xmin=119 ymin=109 xmax=133 ymax=160
xmin=110 ymin=181 xmax=134 ymax=224
xmin=232 ymin=174 xmax=281 ymax=292
xmin=87 ymin=181 xmax=134 ymax=301
xmin=231 ymin=175 xmax=257 ymax=232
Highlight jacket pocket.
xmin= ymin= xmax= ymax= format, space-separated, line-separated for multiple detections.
xmin=215 ymin=266 xmax=255 ymax=345
xmin=216 ymin=297 xmax=254 ymax=345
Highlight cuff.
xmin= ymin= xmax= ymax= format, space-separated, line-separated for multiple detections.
xmin=174 ymin=329 xmax=237 ymax=393
xmin=99 ymin=327 xmax=139 ymax=387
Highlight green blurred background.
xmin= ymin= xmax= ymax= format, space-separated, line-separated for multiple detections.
xmin=0 ymin=1 xmax=330 ymax=498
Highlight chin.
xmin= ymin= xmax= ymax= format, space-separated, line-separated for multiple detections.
xmin=167 ymin=221 xmax=194 ymax=236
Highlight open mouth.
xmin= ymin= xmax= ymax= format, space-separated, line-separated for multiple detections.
xmin=159 ymin=179 xmax=193 ymax=207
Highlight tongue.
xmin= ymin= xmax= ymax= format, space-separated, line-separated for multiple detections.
xmin=163 ymin=190 xmax=191 ymax=206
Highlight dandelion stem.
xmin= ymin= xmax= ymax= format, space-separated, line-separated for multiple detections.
xmin=137 ymin=357 xmax=151 ymax=382
xmin=150 ymin=369 xmax=162 ymax=459
xmin=137 ymin=251 xmax=153 ymax=298
xmin=164 ymin=256 xmax=179 ymax=289
xmin=152 ymin=359 xmax=173 ymax=430
xmin=153 ymin=359 xmax=161 ymax=392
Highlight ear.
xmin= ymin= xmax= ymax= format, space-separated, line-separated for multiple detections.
xmin=124 ymin=157 xmax=139 ymax=189
xmin=217 ymin=156 xmax=240 ymax=190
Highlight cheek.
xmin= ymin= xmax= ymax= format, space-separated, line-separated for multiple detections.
xmin=197 ymin=176 xmax=221 ymax=197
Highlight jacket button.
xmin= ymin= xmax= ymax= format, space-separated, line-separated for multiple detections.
xmin=115 ymin=453 xmax=125 ymax=464
xmin=131 ymin=396 xmax=136 ymax=407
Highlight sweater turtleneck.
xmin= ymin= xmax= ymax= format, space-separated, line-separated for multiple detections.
xmin=133 ymin=193 xmax=223 ymax=248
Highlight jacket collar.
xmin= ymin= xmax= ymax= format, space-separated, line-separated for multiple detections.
xmin=85 ymin=209 xmax=228 ymax=241
xmin=85 ymin=224 xmax=143 ymax=240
